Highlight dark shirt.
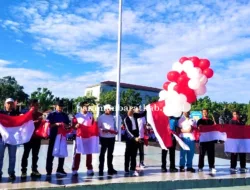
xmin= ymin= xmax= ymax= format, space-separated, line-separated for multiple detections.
xmin=46 ymin=111 xmax=70 ymax=139
xmin=197 ymin=118 xmax=214 ymax=126
xmin=229 ymin=119 xmax=244 ymax=125
xmin=0 ymin=109 xmax=20 ymax=138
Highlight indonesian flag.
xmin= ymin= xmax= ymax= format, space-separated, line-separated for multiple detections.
xmin=224 ymin=124 xmax=250 ymax=153
xmin=146 ymin=101 xmax=189 ymax=150
xmin=75 ymin=122 xmax=99 ymax=155
xmin=0 ymin=110 xmax=35 ymax=145
xmin=199 ymin=125 xmax=227 ymax=143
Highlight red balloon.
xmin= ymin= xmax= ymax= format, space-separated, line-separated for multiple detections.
xmin=173 ymin=85 xmax=181 ymax=94
xmin=163 ymin=81 xmax=171 ymax=90
xmin=177 ymin=73 xmax=189 ymax=86
xmin=179 ymin=57 xmax=189 ymax=64
xmin=203 ymin=68 xmax=214 ymax=78
xmin=199 ymin=59 xmax=210 ymax=70
xmin=179 ymin=87 xmax=197 ymax=103
xmin=167 ymin=71 xmax=180 ymax=82
xmin=190 ymin=56 xmax=200 ymax=67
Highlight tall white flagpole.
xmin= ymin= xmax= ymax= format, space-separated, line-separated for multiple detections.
xmin=116 ymin=0 xmax=123 ymax=142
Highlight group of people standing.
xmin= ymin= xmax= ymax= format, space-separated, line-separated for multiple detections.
xmin=0 ymin=97 xmax=248 ymax=181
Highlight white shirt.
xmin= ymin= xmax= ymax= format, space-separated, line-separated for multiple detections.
xmin=98 ymin=114 xmax=116 ymax=138
xmin=75 ymin=112 xmax=93 ymax=126
xmin=129 ymin=116 xmax=136 ymax=130
xmin=178 ymin=116 xmax=197 ymax=140
xmin=138 ymin=117 xmax=146 ymax=138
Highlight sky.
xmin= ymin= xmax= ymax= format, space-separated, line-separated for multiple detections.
xmin=0 ymin=0 xmax=250 ymax=103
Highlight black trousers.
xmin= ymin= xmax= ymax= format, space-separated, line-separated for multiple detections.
xmin=99 ymin=137 xmax=115 ymax=172
xmin=21 ymin=138 xmax=41 ymax=173
xmin=125 ymin=141 xmax=139 ymax=171
xmin=231 ymin=153 xmax=246 ymax=169
xmin=138 ymin=142 xmax=144 ymax=164
xmin=198 ymin=142 xmax=215 ymax=169
xmin=162 ymin=137 xmax=176 ymax=169
xmin=46 ymin=138 xmax=65 ymax=174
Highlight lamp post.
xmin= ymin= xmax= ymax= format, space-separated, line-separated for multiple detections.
xmin=115 ymin=0 xmax=123 ymax=142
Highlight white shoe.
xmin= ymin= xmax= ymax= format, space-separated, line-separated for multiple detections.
xmin=240 ymin=168 xmax=248 ymax=173
xmin=230 ymin=168 xmax=237 ymax=173
xmin=198 ymin=168 xmax=203 ymax=172
xmin=87 ymin=170 xmax=94 ymax=176
xmin=210 ymin=168 xmax=217 ymax=173
xmin=131 ymin=171 xmax=139 ymax=177
xmin=139 ymin=163 xmax=146 ymax=169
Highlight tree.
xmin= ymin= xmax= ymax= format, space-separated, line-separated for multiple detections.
xmin=0 ymin=76 xmax=29 ymax=109
xmin=99 ymin=89 xmax=117 ymax=107
xmin=247 ymin=102 xmax=250 ymax=125
xmin=73 ymin=96 xmax=97 ymax=113
xmin=31 ymin=88 xmax=54 ymax=112
xmin=145 ymin=96 xmax=159 ymax=105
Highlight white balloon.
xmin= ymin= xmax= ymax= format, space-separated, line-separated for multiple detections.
xmin=159 ymin=90 xmax=168 ymax=101
xmin=188 ymin=79 xmax=201 ymax=90
xmin=172 ymin=62 xmax=183 ymax=73
xmin=195 ymin=85 xmax=207 ymax=96
xmin=200 ymin=75 xmax=208 ymax=85
xmin=167 ymin=82 xmax=177 ymax=92
xmin=187 ymin=67 xmax=202 ymax=79
xmin=182 ymin=102 xmax=191 ymax=112
xmin=183 ymin=60 xmax=194 ymax=73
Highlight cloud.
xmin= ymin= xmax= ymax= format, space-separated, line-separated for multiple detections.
xmin=16 ymin=39 xmax=24 ymax=43
xmin=0 ymin=59 xmax=12 ymax=67
xmin=1 ymin=0 xmax=250 ymax=102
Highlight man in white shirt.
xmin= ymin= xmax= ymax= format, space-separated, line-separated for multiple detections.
xmin=134 ymin=106 xmax=147 ymax=169
xmin=72 ymin=101 xmax=94 ymax=177
xmin=97 ymin=104 xmax=118 ymax=176
xmin=178 ymin=111 xmax=196 ymax=173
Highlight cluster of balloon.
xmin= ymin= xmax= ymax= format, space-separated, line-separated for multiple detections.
xmin=159 ymin=56 xmax=214 ymax=117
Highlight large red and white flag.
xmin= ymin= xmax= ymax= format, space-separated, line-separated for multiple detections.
xmin=75 ymin=122 xmax=99 ymax=155
xmin=0 ymin=110 xmax=35 ymax=145
xmin=199 ymin=125 xmax=227 ymax=143
xmin=224 ymin=124 xmax=250 ymax=153
xmin=146 ymin=101 xmax=189 ymax=150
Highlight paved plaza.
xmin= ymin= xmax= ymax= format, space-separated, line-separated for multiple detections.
xmin=0 ymin=142 xmax=250 ymax=190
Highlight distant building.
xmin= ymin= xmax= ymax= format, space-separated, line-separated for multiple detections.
xmin=84 ymin=81 xmax=161 ymax=117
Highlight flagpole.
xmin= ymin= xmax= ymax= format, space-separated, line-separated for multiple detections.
xmin=116 ymin=0 xmax=122 ymax=142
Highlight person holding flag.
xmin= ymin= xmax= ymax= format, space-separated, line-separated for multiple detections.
xmin=71 ymin=101 xmax=95 ymax=177
xmin=198 ymin=109 xmax=217 ymax=173
xmin=45 ymin=100 xmax=70 ymax=177
xmin=21 ymin=99 xmax=43 ymax=179
xmin=97 ymin=104 xmax=118 ymax=176
xmin=229 ymin=111 xmax=248 ymax=173
xmin=178 ymin=111 xmax=196 ymax=173
xmin=0 ymin=98 xmax=20 ymax=180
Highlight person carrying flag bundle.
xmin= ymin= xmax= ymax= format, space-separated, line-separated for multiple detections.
xmin=71 ymin=101 xmax=95 ymax=177
xmin=21 ymin=99 xmax=43 ymax=179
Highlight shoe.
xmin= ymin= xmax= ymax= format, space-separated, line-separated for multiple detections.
xmin=8 ymin=174 xmax=16 ymax=180
xmin=99 ymin=171 xmax=104 ymax=176
xmin=139 ymin=163 xmax=146 ymax=169
xmin=46 ymin=173 xmax=52 ymax=177
xmin=210 ymin=168 xmax=217 ymax=173
xmin=31 ymin=170 xmax=41 ymax=178
xmin=230 ymin=168 xmax=238 ymax=173
xmin=21 ymin=172 xmax=27 ymax=179
xmin=180 ymin=167 xmax=185 ymax=172
xmin=125 ymin=170 xmax=129 ymax=174
xmin=56 ymin=169 xmax=67 ymax=176
xmin=187 ymin=168 xmax=196 ymax=173
xmin=72 ymin=170 xmax=78 ymax=177
xmin=198 ymin=168 xmax=203 ymax=172
xmin=240 ymin=168 xmax=248 ymax=173
xmin=131 ymin=170 xmax=139 ymax=177
xmin=170 ymin=168 xmax=178 ymax=173
xmin=161 ymin=168 xmax=167 ymax=173
xmin=108 ymin=169 xmax=117 ymax=175
xmin=87 ymin=170 xmax=94 ymax=176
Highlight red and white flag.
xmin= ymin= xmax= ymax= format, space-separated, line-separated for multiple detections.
xmin=0 ymin=110 xmax=35 ymax=145
xmin=224 ymin=124 xmax=250 ymax=153
xmin=146 ymin=101 xmax=189 ymax=150
xmin=75 ymin=122 xmax=99 ymax=155
xmin=199 ymin=125 xmax=227 ymax=143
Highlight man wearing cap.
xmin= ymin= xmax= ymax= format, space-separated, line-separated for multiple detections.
xmin=0 ymin=98 xmax=20 ymax=180
xmin=71 ymin=101 xmax=94 ymax=177
xmin=97 ymin=104 xmax=118 ymax=176
xmin=46 ymin=100 xmax=70 ymax=177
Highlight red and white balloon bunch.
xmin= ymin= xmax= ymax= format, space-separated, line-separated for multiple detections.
xmin=159 ymin=56 xmax=214 ymax=117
